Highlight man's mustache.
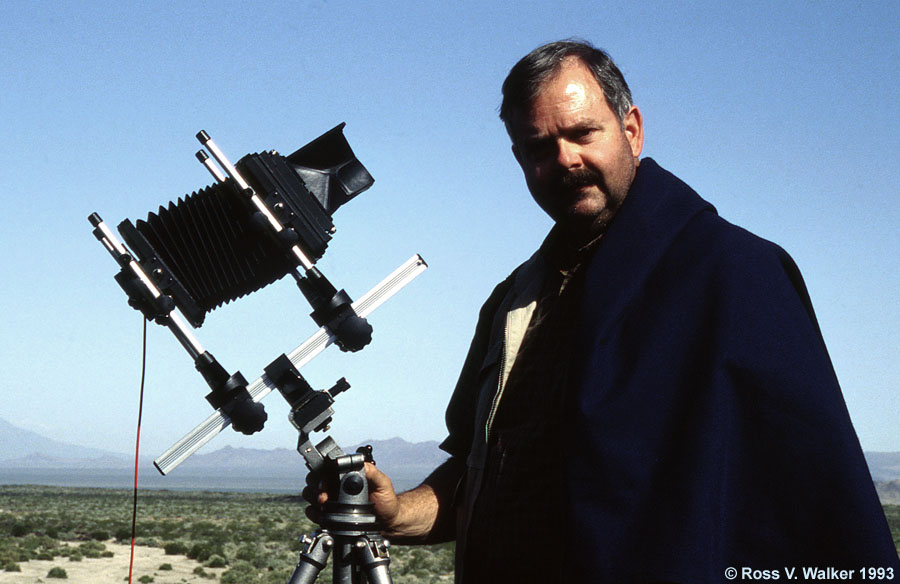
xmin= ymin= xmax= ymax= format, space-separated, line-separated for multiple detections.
xmin=559 ymin=168 xmax=603 ymax=191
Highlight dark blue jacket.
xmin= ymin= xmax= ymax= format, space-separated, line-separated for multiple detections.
xmin=566 ymin=158 xmax=898 ymax=581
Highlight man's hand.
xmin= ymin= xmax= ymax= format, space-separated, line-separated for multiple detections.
xmin=302 ymin=457 xmax=464 ymax=544
xmin=302 ymin=463 xmax=402 ymax=526
xmin=364 ymin=462 xmax=402 ymax=529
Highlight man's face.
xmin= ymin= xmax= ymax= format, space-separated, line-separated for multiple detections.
xmin=511 ymin=59 xmax=644 ymax=237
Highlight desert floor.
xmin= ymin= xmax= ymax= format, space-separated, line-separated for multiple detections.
xmin=0 ymin=542 xmax=226 ymax=584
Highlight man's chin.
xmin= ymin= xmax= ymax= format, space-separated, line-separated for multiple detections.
xmin=556 ymin=203 xmax=619 ymax=239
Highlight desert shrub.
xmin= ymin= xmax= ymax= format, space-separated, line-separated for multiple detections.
xmin=190 ymin=520 xmax=220 ymax=538
xmin=235 ymin=543 xmax=268 ymax=569
xmin=187 ymin=541 xmax=224 ymax=562
xmin=11 ymin=522 xmax=29 ymax=537
xmin=158 ymin=563 xmax=173 ymax=570
xmin=47 ymin=566 xmax=68 ymax=578
xmin=78 ymin=541 xmax=107 ymax=558
xmin=138 ymin=575 xmax=154 ymax=583
xmin=220 ymin=560 xmax=258 ymax=584
xmin=163 ymin=541 xmax=189 ymax=555
xmin=156 ymin=520 xmax=182 ymax=539
xmin=90 ymin=528 xmax=109 ymax=541
xmin=883 ymin=505 xmax=900 ymax=544
xmin=193 ymin=566 xmax=209 ymax=576
xmin=235 ymin=544 xmax=260 ymax=561
xmin=4 ymin=562 xmax=21 ymax=572
xmin=409 ymin=548 xmax=435 ymax=571
xmin=0 ymin=486 xmax=461 ymax=583
xmin=0 ymin=545 xmax=15 ymax=563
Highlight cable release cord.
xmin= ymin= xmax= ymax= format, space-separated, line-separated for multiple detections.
xmin=128 ymin=318 xmax=148 ymax=584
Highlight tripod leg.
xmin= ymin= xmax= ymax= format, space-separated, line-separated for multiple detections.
xmin=331 ymin=540 xmax=355 ymax=584
xmin=288 ymin=532 xmax=334 ymax=584
xmin=354 ymin=535 xmax=393 ymax=584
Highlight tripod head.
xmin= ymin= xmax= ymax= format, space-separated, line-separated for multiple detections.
xmin=264 ymin=354 xmax=393 ymax=584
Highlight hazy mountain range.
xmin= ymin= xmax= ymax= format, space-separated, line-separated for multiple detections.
xmin=2 ymin=417 xmax=899 ymax=500
xmin=0 ymin=416 xmax=124 ymax=465
xmin=0 ymin=416 xmax=446 ymax=492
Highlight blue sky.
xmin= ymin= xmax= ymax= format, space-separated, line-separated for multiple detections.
xmin=1 ymin=1 xmax=898 ymax=468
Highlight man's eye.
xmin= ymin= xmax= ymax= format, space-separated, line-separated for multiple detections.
xmin=574 ymin=128 xmax=596 ymax=142
xmin=526 ymin=141 xmax=553 ymax=158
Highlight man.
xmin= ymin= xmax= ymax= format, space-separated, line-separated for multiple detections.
xmin=311 ymin=41 xmax=898 ymax=582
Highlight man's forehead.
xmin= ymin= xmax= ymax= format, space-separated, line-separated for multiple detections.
xmin=538 ymin=60 xmax=604 ymax=101
xmin=515 ymin=65 xmax=609 ymax=130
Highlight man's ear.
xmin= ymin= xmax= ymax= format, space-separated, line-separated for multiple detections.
xmin=623 ymin=105 xmax=644 ymax=159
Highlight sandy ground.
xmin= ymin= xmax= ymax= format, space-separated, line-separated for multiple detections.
xmin=0 ymin=542 xmax=226 ymax=583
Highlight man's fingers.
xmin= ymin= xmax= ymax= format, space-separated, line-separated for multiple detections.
xmin=305 ymin=504 xmax=322 ymax=524
xmin=364 ymin=461 xmax=395 ymax=494
xmin=301 ymin=486 xmax=329 ymax=503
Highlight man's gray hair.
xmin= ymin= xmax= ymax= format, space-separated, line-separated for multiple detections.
xmin=500 ymin=40 xmax=633 ymax=135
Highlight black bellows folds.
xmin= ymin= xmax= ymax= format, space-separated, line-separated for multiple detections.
xmin=117 ymin=123 xmax=373 ymax=327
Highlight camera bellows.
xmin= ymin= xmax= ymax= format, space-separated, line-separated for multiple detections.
xmin=120 ymin=178 xmax=287 ymax=326
xmin=115 ymin=124 xmax=373 ymax=328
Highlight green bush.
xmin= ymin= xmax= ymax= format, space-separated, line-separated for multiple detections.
xmin=187 ymin=541 xmax=223 ymax=562
xmin=47 ymin=566 xmax=68 ymax=578
xmin=78 ymin=541 xmax=107 ymax=558
xmin=4 ymin=562 xmax=21 ymax=572
xmin=163 ymin=541 xmax=189 ymax=555
xmin=158 ymin=563 xmax=173 ymax=570
xmin=0 ymin=486 xmax=459 ymax=584
xmin=220 ymin=560 xmax=257 ymax=584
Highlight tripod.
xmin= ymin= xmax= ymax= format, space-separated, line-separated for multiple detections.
xmin=289 ymin=445 xmax=392 ymax=584
xmin=263 ymin=354 xmax=394 ymax=584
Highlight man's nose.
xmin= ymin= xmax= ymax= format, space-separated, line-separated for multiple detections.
xmin=556 ymin=140 xmax=582 ymax=169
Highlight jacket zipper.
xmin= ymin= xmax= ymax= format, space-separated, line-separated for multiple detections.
xmin=484 ymin=318 xmax=510 ymax=445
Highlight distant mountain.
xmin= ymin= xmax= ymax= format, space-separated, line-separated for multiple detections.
xmin=8 ymin=414 xmax=892 ymax=500
xmin=352 ymin=437 xmax=448 ymax=471
xmin=168 ymin=438 xmax=447 ymax=489
xmin=865 ymin=452 xmax=900 ymax=482
xmin=180 ymin=437 xmax=446 ymax=474
xmin=179 ymin=445 xmax=304 ymax=471
xmin=0 ymin=417 xmax=127 ymax=465
xmin=0 ymin=416 xmax=446 ymax=492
